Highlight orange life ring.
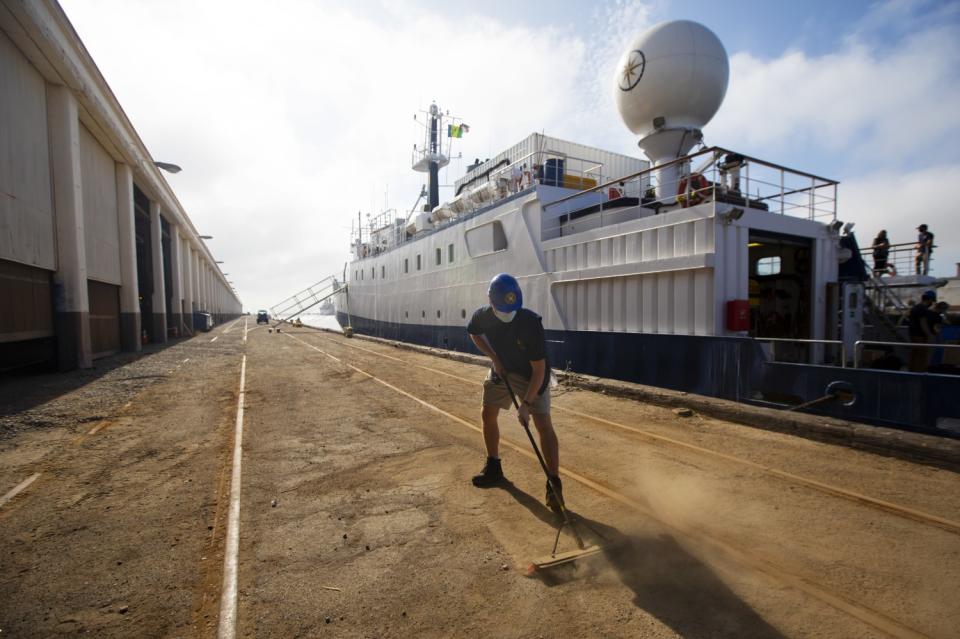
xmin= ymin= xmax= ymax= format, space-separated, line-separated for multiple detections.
xmin=677 ymin=172 xmax=709 ymax=207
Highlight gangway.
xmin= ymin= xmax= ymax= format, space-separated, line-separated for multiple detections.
xmin=269 ymin=276 xmax=344 ymax=327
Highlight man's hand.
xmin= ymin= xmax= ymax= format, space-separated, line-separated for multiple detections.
xmin=517 ymin=403 xmax=531 ymax=427
xmin=491 ymin=356 xmax=507 ymax=379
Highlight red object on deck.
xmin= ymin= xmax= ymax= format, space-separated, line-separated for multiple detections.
xmin=726 ymin=299 xmax=750 ymax=331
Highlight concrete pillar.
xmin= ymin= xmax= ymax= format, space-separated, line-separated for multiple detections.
xmin=169 ymin=225 xmax=183 ymax=336
xmin=115 ymin=163 xmax=141 ymax=352
xmin=183 ymin=243 xmax=194 ymax=332
xmin=149 ymin=201 xmax=167 ymax=343
xmin=191 ymin=249 xmax=200 ymax=312
xmin=199 ymin=260 xmax=207 ymax=312
xmin=47 ymin=84 xmax=92 ymax=370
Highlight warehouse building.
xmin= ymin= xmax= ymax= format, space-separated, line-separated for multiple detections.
xmin=1 ymin=0 xmax=241 ymax=371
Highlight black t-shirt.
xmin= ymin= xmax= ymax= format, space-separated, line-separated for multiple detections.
xmin=467 ymin=306 xmax=549 ymax=394
xmin=908 ymin=303 xmax=935 ymax=337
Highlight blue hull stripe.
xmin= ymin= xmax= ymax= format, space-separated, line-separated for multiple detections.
xmin=337 ymin=312 xmax=960 ymax=435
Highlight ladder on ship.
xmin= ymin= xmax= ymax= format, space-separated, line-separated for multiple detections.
xmin=855 ymin=272 xmax=911 ymax=362
xmin=269 ymin=276 xmax=344 ymax=327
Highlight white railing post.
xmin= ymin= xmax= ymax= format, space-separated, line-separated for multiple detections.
xmin=780 ymin=169 xmax=785 ymax=215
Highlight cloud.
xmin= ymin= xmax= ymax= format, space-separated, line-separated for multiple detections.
xmin=708 ymin=21 xmax=960 ymax=173
xmin=840 ymin=164 xmax=959 ymax=278
xmin=61 ymin=0 xmax=598 ymax=308
xmin=704 ymin=0 xmax=960 ymax=276
xmin=60 ymin=0 xmax=960 ymax=307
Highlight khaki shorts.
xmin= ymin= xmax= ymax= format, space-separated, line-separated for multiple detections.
xmin=482 ymin=371 xmax=551 ymax=414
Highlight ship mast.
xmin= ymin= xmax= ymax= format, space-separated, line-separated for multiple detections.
xmin=411 ymin=102 xmax=455 ymax=213
xmin=428 ymin=105 xmax=440 ymax=211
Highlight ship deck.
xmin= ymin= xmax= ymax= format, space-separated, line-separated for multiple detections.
xmin=1 ymin=320 xmax=959 ymax=637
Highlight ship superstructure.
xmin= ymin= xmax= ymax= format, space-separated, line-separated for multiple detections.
xmin=336 ymin=21 xmax=959 ymax=433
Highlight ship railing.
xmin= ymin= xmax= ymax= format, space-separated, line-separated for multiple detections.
xmin=540 ymin=146 xmax=838 ymax=239
xmin=754 ymin=337 xmax=846 ymax=367
xmin=853 ymin=340 xmax=960 ymax=369
xmin=859 ymin=241 xmax=937 ymax=281
xmin=485 ymin=150 xmax=607 ymax=196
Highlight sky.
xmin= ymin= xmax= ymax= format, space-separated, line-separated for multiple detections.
xmin=58 ymin=0 xmax=960 ymax=310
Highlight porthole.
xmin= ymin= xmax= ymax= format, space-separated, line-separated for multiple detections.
xmin=436 ymin=310 xmax=441 ymax=318
xmin=461 ymin=309 xmax=466 ymax=319
xmin=421 ymin=310 xmax=425 ymax=318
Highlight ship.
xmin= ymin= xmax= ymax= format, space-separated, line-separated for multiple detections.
xmin=335 ymin=20 xmax=960 ymax=435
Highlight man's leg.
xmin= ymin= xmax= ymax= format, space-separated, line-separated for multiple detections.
xmin=481 ymin=404 xmax=501 ymax=459
xmin=472 ymin=404 xmax=506 ymax=487
xmin=531 ymin=412 xmax=559 ymax=476
xmin=532 ymin=412 xmax=565 ymax=512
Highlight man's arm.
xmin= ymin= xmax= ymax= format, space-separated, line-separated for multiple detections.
xmin=470 ymin=334 xmax=506 ymax=377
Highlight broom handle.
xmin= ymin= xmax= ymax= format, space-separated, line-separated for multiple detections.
xmin=500 ymin=371 xmax=586 ymax=549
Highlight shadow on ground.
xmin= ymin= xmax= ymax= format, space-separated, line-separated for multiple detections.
xmin=0 ymin=338 xmax=192 ymax=417
xmin=497 ymin=482 xmax=786 ymax=639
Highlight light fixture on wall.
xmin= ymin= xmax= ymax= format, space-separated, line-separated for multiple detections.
xmin=154 ymin=161 xmax=182 ymax=174
xmin=717 ymin=204 xmax=744 ymax=225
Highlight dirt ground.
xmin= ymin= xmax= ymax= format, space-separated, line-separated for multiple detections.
xmin=1 ymin=320 xmax=958 ymax=638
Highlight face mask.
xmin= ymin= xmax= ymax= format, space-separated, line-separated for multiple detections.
xmin=492 ymin=308 xmax=516 ymax=323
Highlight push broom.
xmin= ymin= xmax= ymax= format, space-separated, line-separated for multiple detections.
xmin=498 ymin=372 xmax=605 ymax=574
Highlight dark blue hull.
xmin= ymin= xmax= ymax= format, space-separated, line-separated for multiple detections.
xmin=337 ymin=312 xmax=960 ymax=436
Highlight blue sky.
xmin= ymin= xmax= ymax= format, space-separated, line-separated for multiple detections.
xmin=60 ymin=0 xmax=960 ymax=307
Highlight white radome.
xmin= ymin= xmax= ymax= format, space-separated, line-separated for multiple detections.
xmin=614 ymin=20 xmax=729 ymax=138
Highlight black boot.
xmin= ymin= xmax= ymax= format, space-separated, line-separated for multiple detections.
xmin=545 ymin=475 xmax=564 ymax=513
xmin=472 ymin=457 xmax=505 ymax=487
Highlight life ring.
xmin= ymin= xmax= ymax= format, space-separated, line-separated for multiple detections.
xmin=677 ymin=172 xmax=709 ymax=207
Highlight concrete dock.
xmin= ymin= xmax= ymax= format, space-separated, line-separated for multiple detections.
xmin=1 ymin=320 xmax=958 ymax=638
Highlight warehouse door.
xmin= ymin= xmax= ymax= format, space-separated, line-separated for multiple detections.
xmin=0 ymin=259 xmax=55 ymax=371
xmin=88 ymin=280 xmax=121 ymax=359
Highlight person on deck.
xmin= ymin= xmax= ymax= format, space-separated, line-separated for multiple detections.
xmin=466 ymin=273 xmax=564 ymax=513
xmin=908 ymin=290 xmax=938 ymax=372
xmin=872 ymin=230 xmax=891 ymax=277
xmin=915 ymin=224 xmax=934 ymax=275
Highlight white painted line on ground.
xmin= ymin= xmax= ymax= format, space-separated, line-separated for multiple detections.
xmin=211 ymin=336 xmax=219 ymax=343
xmin=218 ymin=355 xmax=247 ymax=639
xmin=222 ymin=318 xmax=243 ymax=334
xmin=0 ymin=473 xmax=41 ymax=509
xmin=242 ymin=318 xmax=248 ymax=344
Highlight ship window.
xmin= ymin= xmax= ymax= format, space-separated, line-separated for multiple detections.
xmin=404 ymin=258 xmax=409 ymax=274
xmin=756 ymin=256 xmax=781 ymax=276
xmin=381 ymin=265 xmax=385 ymax=278
xmin=436 ymin=310 xmax=441 ymax=318
xmin=405 ymin=311 xmax=408 ymax=318
xmin=435 ymin=247 xmax=442 ymax=266
xmin=448 ymin=243 xmax=454 ymax=263
xmin=371 ymin=267 xmax=375 ymax=279
xmin=461 ymin=309 xmax=466 ymax=319
xmin=465 ymin=220 xmax=507 ymax=257
xmin=416 ymin=254 xmax=422 ymax=271
xmin=421 ymin=310 xmax=425 ymax=318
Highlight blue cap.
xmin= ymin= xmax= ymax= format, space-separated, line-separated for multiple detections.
xmin=488 ymin=273 xmax=522 ymax=312
xmin=922 ymin=289 xmax=937 ymax=300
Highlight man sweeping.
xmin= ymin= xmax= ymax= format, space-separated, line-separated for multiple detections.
xmin=466 ymin=273 xmax=564 ymax=512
